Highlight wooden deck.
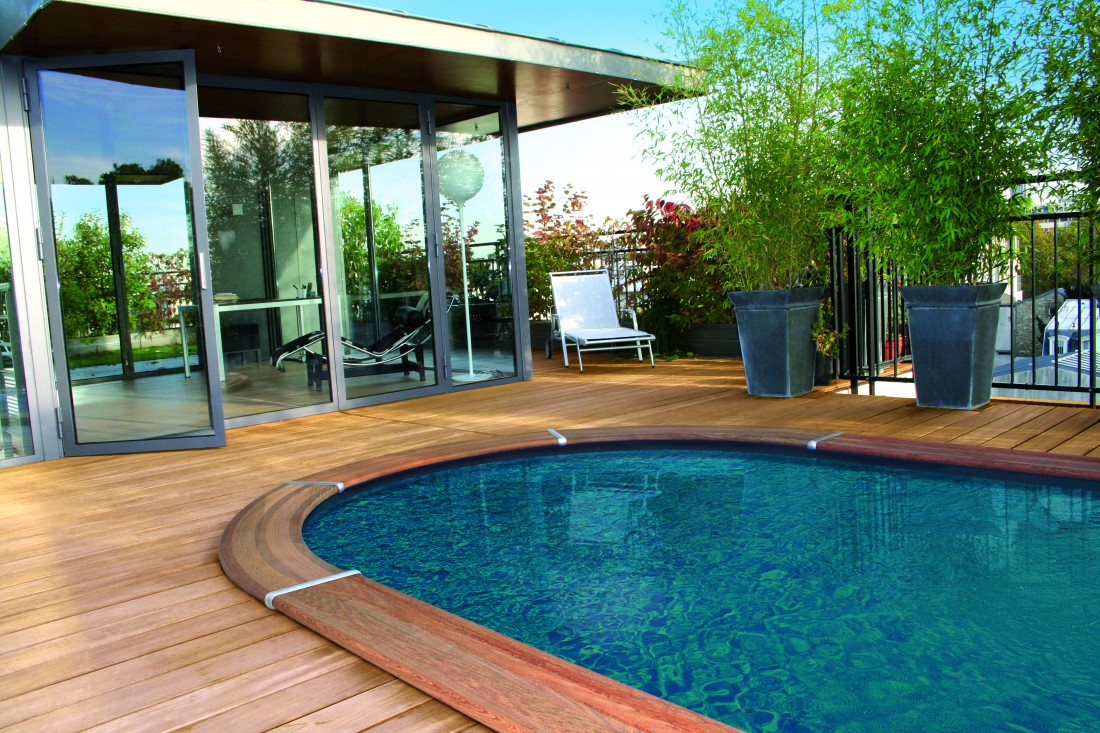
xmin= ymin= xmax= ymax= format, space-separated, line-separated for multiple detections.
xmin=2 ymin=353 xmax=1098 ymax=732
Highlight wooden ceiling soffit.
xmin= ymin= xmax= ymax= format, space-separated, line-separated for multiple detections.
xmin=1 ymin=0 xmax=687 ymax=131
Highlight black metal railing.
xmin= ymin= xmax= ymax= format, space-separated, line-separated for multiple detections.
xmin=829 ymin=210 xmax=1098 ymax=407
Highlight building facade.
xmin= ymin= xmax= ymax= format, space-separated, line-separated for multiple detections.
xmin=0 ymin=0 xmax=673 ymax=464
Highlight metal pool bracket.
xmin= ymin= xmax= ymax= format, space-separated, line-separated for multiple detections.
xmin=807 ymin=431 xmax=844 ymax=450
xmin=547 ymin=428 xmax=567 ymax=445
xmin=283 ymin=480 xmax=346 ymax=492
xmin=265 ymin=569 xmax=362 ymax=609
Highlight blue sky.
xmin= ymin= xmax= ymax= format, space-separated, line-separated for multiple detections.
xmin=351 ymin=0 xmax=691 ymax=222
xmin=346 ymin=1 xmax=677 ymax=59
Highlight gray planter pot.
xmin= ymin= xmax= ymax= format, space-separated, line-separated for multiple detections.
xmin=899 ymin=283 xmax=1006 ymax=409
xmin=530 ymin=320 xmax=552 ymax=351
xmin=726 ymin=287 xmax=825 ymax=397
xmin=814 ymin=350 xmax=834 ymax=386
xmin=685 ymin=322 xmax=741 ymax=358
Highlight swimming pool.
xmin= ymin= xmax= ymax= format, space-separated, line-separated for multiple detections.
xmin=304 ymin=444 xmax=1099 ymax=732
xmin=219 ymin=426 xmax=1100 ymax=733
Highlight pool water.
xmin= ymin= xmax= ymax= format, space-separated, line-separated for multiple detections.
xmin=304 ymin=448 xmax=1100 ymax=733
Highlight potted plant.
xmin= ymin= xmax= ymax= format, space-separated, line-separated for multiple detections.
xmin=623 ymin=0 xmax=845 ymax=396
xmin=837 ymin=0 xmax=1048 ymax=408
xmin=812 ymin=298 xmax=847 ymax=385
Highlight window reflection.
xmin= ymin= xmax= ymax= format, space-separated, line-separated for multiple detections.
xmin=435 ymin=104 xmax=516 ymax=383
xmin=199 ymin=87 xmax=329 ymax=417
xmin=325 ymin=98 xmax=437 ymax=400
xmin=0 ymin=160 xmax=33 ymax=460
xmin=38 ymin=64 xmax=215 ymax=445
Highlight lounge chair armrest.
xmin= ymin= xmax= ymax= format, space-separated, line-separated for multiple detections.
xmin=550 ymin=312 xmax=561 ymax=338
xmin=620 ymin=308 xmax=640 ymax=330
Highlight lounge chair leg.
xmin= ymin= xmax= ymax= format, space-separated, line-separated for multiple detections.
xmin=576 ymin=344 xmax=584 ymax=372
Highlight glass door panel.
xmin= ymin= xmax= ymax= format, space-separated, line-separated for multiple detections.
xmin=0 ymin=155 xmax=34 ymax=460
xmin=325 ymin=97 xmax=437 ymax=400
xmin=32 ymin=59 xmax=222 ymax=449
xmin=435 ymin=104 xmax=517 ymax=384
xmin=198 ymin=87 xmax=329 ymax=418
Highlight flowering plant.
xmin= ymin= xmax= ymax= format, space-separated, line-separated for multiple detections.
xmin=630 ymin=196 xmax=731 ymax=330
xmin=812 ymin=298 xmax=847 ymax=358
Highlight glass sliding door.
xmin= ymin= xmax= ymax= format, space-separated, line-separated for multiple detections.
xmin=29 ymin=55 xmax=223 ymax=452
xmin=198 ymin=87 xmax=330 ymax=419
xmin=325 ymin=97 xmax=437 ymax=401
xmin=434 ymin=104 xmax=517 ymax=384
xmin=0 ymin=154 xmax=34 ymax=460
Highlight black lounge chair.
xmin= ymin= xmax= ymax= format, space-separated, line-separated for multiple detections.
xmin=270 ymin=303 xmax=431 ymax=391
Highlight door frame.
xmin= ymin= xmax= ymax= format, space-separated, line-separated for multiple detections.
xmin=25 ymin=49 xmax=226 ymax=455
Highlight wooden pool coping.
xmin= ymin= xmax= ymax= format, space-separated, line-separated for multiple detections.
xmin=218 ymin=425 xmax=1100 ymax=733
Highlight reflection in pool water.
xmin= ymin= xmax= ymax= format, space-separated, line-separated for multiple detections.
xmin=305 ymin=448 xmax=1100 ymax=733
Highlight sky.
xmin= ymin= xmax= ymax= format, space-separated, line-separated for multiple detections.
xmin=351 ymin=0 xmax=692 ymax=223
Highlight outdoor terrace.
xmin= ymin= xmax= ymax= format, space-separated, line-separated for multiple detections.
xmin=2 ymin=351 xmax=1099 ymax=732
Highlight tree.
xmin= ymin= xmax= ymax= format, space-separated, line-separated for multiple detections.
xmin=837 ymin=0 xmax=1047 ymax=285
xmin=622 ymin=0 xmax=845 ymax=292
xmin=1041 ymin=0 xmax=1100 ymax=215
xmin=55 ymin=211 xmax=156 ymax=339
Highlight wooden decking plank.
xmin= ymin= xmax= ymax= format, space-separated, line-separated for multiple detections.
xmin=11 ymin=631 xmax=341 ymax=733
xmin=945 ymin=404 xmax=1056 ymax=447
xmin=0 ymin=600 xmax=268 ymax=700
xmin=267 ymin=678 xmax=434 ymax=731
xmin=1049 ymin=419 xmax=1100 ymax=456
xmin=0 ymin=587 xmax=247 ymax=675
xmin=0 ymin=613 xmax=298 ymax=726
xmin=170 ymin=661 xmax=395 ymax=733
xmin=0 ymin=535 xmax=217 ymax=603
xmin=0 ymin=575 xmax=233 ymax=647
xmin=362 ymin=699 xmax=485 ymax=733
xmin=0 ymin=563 xmax=226 ymax=634
xmin=1012 ymin=408 xmax=1100 ymax=452
xmin=977 ymin=405 xmax=1093 ymax=450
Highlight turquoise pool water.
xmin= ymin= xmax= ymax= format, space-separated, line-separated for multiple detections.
xmin=304 ymin=447 xmax=1100 ymax=732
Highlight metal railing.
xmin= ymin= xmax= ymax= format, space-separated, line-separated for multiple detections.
xmin=830 ymin=211 xmax=1098 ymax=407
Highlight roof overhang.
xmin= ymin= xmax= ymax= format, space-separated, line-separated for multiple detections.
xmin=0 ymin=0 xmax=685 ymax=131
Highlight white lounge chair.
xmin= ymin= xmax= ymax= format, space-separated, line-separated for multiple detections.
xmin=547 ymin=269 xmax=656 ymax=371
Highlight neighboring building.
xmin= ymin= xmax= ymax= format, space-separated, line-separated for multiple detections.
xmin=0 ymin=0 xmax=676 ymax=464
xmin=1042 ymin=298 xmax=1097 ymax=356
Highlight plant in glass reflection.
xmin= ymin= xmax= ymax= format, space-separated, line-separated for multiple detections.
xmin=337 ymin=195 xmax=408 ymax=300
xmin=201 ymin=120 xmax=315 ymax=294
xmin=148 ymin=249 xmax=192 ymax=331
xmin=55 ymin=211 xmax=156 ymax=339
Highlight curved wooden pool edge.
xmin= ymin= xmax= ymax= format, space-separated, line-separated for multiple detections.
xmin=218 ymin=426 xmax=1100 ymax=733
